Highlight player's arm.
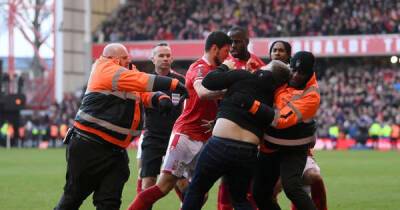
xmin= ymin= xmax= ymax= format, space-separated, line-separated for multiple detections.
xmin=202 ymin=64 xmax=255 ymax=91
xmin=193 ymin=79 xmax=225 ymax=100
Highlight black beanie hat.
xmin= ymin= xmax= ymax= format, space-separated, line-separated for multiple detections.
xmin=289 ymin=51 xmax=315 ymax=76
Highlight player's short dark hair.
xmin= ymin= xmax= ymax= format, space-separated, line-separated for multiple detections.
xmin=205 ymin=31 xmax=232 ymax=52
xmin=269 ymin=40 xmax=292 ymax=59
xmin=228 ymin=26 xmax=248 ymax=37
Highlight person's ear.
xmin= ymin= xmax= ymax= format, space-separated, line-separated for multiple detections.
xmin=211 ymin=44 xmax=218 ymax=54
xmin=113 ymin=58 xmax=120 ymax=65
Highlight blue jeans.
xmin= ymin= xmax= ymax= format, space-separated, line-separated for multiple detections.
xmin=182 ymin=136 xmax=258 ymax=210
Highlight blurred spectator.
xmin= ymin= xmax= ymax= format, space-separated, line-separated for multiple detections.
xmin=94 ymin=0 xmax=400 ymax=42
xmin=14 ymin=92 xmax=81 ymax=148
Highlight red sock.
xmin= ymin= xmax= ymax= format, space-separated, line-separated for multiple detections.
xmin=128 ymin=185 xmax=165 ymax=210
xmin=136 ymin=178 xmax=142 ymax=194
xmin=217 ymin=182 xmax=233 ymax=210
xmin=291 ymin=203 xmax=297 ymax=210
xmin=174 ymin=186 xmax=184 ymax=202
xmin=311 ymin=179 xmax=328 ymax=210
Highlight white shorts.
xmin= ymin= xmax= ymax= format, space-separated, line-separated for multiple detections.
xmin=303 ymin=156 xmax=321 ymax=175
xmin=136 ymin=133 xmax=144 ymax=159
xmin=161 ymin=132 xmax=205 ymax=179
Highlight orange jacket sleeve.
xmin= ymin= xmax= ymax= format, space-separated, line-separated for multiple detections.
xmin=87 ymin=60 xmax=155 ymax=93
xmin=117 ymin=69 xmax=156 ymax=92
xmin=140 ymin=92 xmax=155 ymax=108
xmin=140 ymin=91 xmax=170 ymax=108
xmin=272 ymin=90 xmax=320 ymax=129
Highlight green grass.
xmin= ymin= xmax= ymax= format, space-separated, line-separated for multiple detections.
xmin=0 ymin=149 xmax=399 ymax=210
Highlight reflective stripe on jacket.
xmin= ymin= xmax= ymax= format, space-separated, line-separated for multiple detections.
xmin=74 ymin=57 xmax=159 ymax=148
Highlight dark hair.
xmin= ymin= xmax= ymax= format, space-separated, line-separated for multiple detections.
xmin=205 ymin=31 xmax=232 ymax=52
xmin=269 ymin=40 xmax=292 ymax=60
xmin=154 ymin=42 xmax=169 ymax=48
xmin=228 ymin=26 xmax=248 ymax=37
xmin=151 ymin=42 xmax=171 ymax=58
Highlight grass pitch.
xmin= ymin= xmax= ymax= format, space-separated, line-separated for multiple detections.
xmin=0 ymin=148 xmax=399 ymax=210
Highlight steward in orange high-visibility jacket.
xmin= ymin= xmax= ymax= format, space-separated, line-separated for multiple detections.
xmin=232 ymin=53 xmax=320 ymax=150
xmin=54 ymin=43 xmax=187 ymax=210
xmin=231 ymin=51 xmax=320 ymax=210
xmin=263 ymin=68 xmax=319 ymax=149
xmin=73 ymin=51 xmax=187 ymax=149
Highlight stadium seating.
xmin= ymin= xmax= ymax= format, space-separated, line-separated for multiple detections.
xmin=317 ymin=61 xmax=400 ymax=149
xmin=94 ymin=0 xmax=400 ymax=42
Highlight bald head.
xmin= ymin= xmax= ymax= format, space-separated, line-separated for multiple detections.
xmin=228 ymin=26 xmax=250 ymax=60
xmin=102 ymin=43 xmax=128 ymax=57
xmin=102 ymin=43 xmax=130 ymax=68
xmin=227 ymin=26 xmax=249 ymax=39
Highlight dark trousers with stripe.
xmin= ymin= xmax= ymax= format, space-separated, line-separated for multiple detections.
xmin=253 ymin=148 xmax=317 ymax=210
xmin=54 ymin=132 xmax=130 ymax=210
xmin=181 ymin=136 xmax=258 ymax=210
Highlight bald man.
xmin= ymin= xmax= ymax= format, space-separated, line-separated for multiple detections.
xmin=54 ymin=43 xmax=187 ymax=210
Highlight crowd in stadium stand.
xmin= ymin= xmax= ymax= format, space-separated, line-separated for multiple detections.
xmin=0 ymin=93 xmax=80 ymax=148
xmin=94 ymin=0 xmax=400 ymax=42
xmin=317 ymin=62 xmax=400 ymax=148
xmin=1 ymin=62 xmax=399 ymax=149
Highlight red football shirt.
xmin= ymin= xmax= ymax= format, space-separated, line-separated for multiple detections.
xmin=227 ymin=53 xmax=265 ymax=72
xmin=173 ymin=57 xmax=219 ymax=142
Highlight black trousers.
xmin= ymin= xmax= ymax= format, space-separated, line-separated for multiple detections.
xmin=253 ymin=148 xmax=317 ymax=210
xmin=54 ymin=133 xmax=130 ymax=210
xmin=181 ymin=136 xmax=258 ymax=210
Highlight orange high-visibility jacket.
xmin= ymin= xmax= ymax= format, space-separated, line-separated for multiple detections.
xmin=264 ymin=73 xmax=320 ymax=148
xmin=50 ymin=124 xmax=59 ymax=138
xmin=73 ymin=57 xmax=174 ymax=148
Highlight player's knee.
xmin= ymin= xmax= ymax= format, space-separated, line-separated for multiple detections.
xmin=176 ymin=178 xmax=189 ymax=191
xmin=157 ymin=173 xmax=178 ymax=193
xmin=142 ymin=177 xmax=157 ymax=189
xmin=303 ymin=169 xmax=321 ymax=185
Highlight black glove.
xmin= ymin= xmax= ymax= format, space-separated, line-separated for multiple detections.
xmin=158 ymin=96 xmax=173 ymax=116
xmin=229 ymin=92 xmax=255 ymax=111
xmin=175 ymin=82 xmax=189 ymax=98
